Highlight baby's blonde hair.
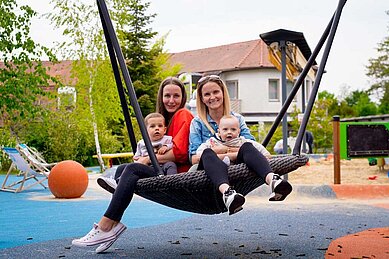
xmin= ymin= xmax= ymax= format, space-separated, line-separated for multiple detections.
xmin=219 ymin=115 xmax=239 ymax=126
xmin=144 ymin=113 xmax=165 ymax=127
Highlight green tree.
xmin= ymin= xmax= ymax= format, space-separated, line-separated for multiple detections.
xmin=288 ymin=92 xmax=335 ymax=153
xmin=0 ymin=0 xmax=57 ymax=135
xmin=46 ymin=0 xmax=180 ymax=166
xmin=344 ymin=90 xmax=378 ymax=116
xmin=47 ymin=0 xmax=127 ymax=168
xmin=118 ymin=0 xmax=164 ymax=116
xmin=317 ymin=91 xmax=339 ymax=117
xmin=367 ymin=11 xmax=389 ymax=113
xmin=330 ymin=88 xmax=378 ymax=118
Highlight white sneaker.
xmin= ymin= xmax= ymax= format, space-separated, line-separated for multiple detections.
xmin=269 ymin=174 xmax=292 ymax=201
xmin=223 ymin=187 xmax=245 ymax=215
xmin=97 ymin=177 xmax=117 ymax=194
xmin=72 ymin=222 xmax=127 ymax=247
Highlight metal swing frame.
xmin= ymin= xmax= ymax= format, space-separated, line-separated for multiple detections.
xmin=262 ymin=0 xmax=347 ymax=155
xmin=96 ymin=0 xmax=347 ymax=171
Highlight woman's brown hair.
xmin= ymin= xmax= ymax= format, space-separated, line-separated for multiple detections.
xmin=156 ymin=76 xmax=187 ymax=126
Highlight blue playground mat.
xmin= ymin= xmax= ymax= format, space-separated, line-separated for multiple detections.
xmin=0 ymin=175 xmax=192 ymax=249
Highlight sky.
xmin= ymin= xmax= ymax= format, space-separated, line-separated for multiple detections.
xmin=20 ymin=0 xmax=388 ymax=98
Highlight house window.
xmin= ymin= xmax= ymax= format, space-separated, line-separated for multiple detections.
xmin=268 ymin=79 xmax=279 ymax=101
xmin=58 ymin=86 xmax=76 ymax=110
xmin=226 ymin=80 xmax=238 ymax=99
xmin=286 ymin=80 xmax=297 ymax=101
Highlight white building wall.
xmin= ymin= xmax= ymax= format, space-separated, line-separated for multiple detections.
xmin=222 ymin=68 xmax=314 ymax=122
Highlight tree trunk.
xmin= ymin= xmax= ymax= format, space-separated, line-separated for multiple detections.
xmin=89 ymin=67 xmax=105 ymax=172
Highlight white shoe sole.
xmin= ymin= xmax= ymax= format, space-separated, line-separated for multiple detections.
xmin=95 ymin=240 xmax=115 ymax=253
xmin=95 ymin=225 xmax=127 ymax=253
xmin=72 ymin=234 xmax=116 ymax=247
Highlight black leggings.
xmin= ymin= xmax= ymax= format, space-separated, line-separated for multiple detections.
xmin=198 ymin=142 xmax=272 ymax=189
xmin=104 ymin=163 xmax=157 ymax=221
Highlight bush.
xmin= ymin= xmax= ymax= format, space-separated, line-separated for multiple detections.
xmin=0 ymin=128 xmax=17 ymax=171
xmin=249 ymin=123 xmax=282 ymax=154
xmin=17 ymin=108 xmax=126 ymax=167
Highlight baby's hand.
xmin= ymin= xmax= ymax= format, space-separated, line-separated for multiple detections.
xmin=158 ymin=145 xmax=168 ymax=154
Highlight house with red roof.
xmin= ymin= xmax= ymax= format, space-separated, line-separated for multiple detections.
xmin=1 ymin=35 xmax=316 ymax=126
xmin=168 ymin=38 xmax=317 ymax=123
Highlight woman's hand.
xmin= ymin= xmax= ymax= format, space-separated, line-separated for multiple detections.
xmin=135 ymin=156 xmax=150 ymax=165
xmin=213 ymin=145 xmax=241 ymax=155
xmin=212 ymin=145 xmax=228 ymax=154
xmin=227 ymin=147 xmax=240 ymax=153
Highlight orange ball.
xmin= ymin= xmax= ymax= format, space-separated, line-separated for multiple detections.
xmin=48 ymin=160 xmax=88 ymax=198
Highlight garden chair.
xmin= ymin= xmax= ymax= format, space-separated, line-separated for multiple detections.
xmin=16 ymin=144 xmax=57 ymax=174
xmin=1 ymin=147 xmax=49 ymax=193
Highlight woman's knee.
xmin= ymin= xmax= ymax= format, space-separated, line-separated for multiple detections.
xmin=122 ymin=163 xmax=149 ymax=175
xmin=202 ymin=148 xmax=218 ymax=159
xmin=237 ymin=142 xmax=255 ymax=157
xmin=115 ymin=163 xmax=141 ymax=181
xmin=120 ymin=163 xmax=157 ymax=180
xmin=240 ymin=142 xmax=255 ymax=151
xmin=114 ymin=164 xmax=128 ymax=179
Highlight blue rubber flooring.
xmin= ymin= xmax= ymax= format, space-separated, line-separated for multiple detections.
xmin=0 ymin=175 xmax=192 ymax=250
xmin=2 ymin=198 xmax=389 ymax=258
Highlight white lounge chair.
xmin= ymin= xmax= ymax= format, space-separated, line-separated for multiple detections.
xmin=1 ymin=147 xmax=49 ymax=193
xmin=16 ymin=144 xmax=57 ymax=174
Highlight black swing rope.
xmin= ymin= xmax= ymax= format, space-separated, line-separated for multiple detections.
xmin=96 ymin=0 xmax=346 ymax=214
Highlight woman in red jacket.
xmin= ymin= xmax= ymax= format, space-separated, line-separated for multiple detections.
xmin=72 ymin=77 xmax=193 ymax=253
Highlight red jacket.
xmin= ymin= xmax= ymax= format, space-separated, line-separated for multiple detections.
xmin=167 ymin=108 xmax=193 ymax=173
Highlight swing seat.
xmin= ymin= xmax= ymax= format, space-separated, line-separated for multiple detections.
xmin=135 ymin=154 xmax=308 ymax=214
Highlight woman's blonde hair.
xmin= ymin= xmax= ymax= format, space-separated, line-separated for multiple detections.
xmin=156 ymin=76 xmax=187 ymax=127
xmin=196 ymin=75 xmax=231 ymax=134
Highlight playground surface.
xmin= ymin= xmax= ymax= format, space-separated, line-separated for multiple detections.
xmin=290 ymin=157 xmax=389 ymax=185
xmin=1 ymin=160 xmax=388 ymax=258
xmin=1 ymin=193 xmax=388 ymax=258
